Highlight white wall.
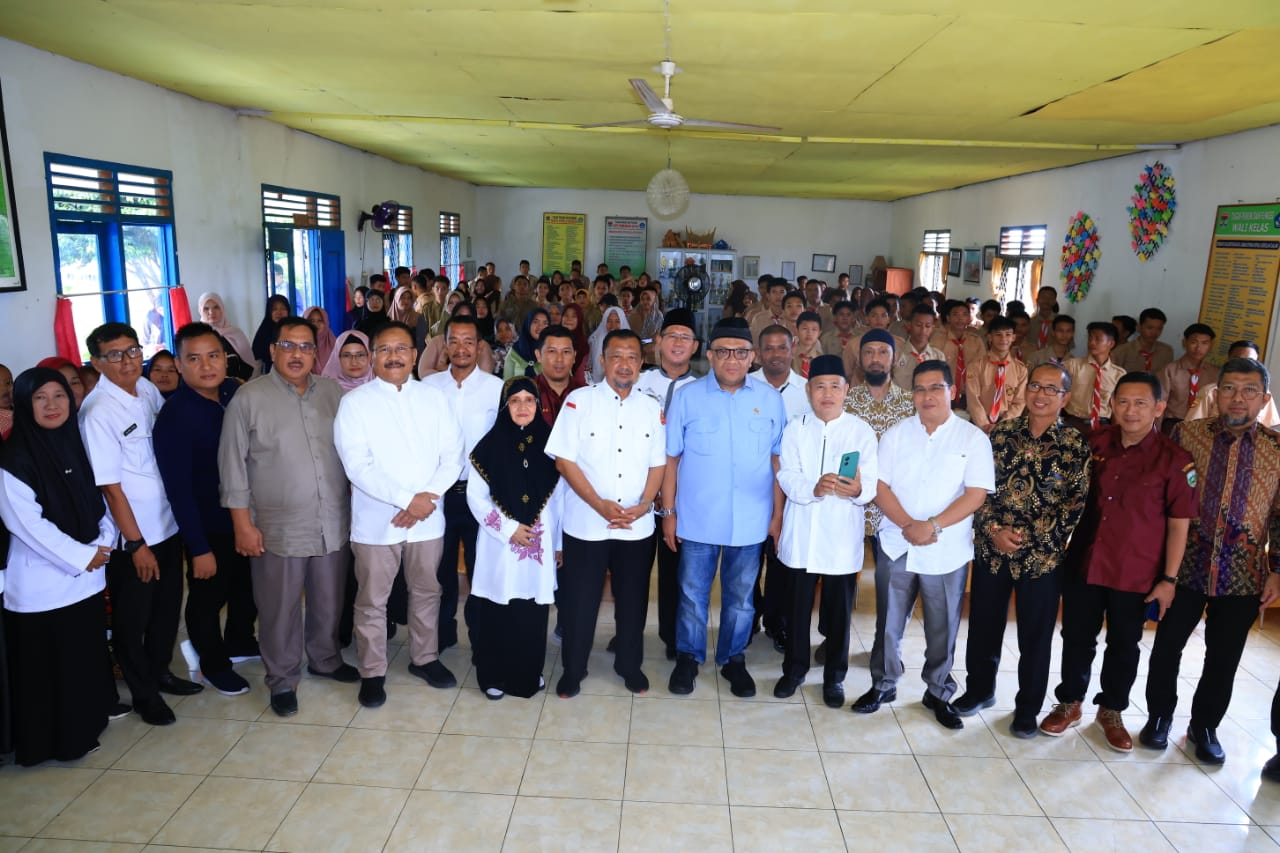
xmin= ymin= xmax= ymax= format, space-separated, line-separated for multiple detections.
xmin=0 ymin=37 xmax=476 ymax=369
xmin=891 ymin=124 xmax=1280 ymax=358
xmin=473 ymin=186 xmax=893 ymax=285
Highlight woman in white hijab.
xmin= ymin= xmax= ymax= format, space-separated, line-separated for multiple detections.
xmin=197 ymin=292 xmax=256 ymax=368
xmin=585 ymin=306 xmax=630 ymax=384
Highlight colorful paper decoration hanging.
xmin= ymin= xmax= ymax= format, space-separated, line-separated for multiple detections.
xmin=1060 ymin=211 xmax=1100 ymax=303
xmin=1127 ymin=161 xmax=1176 ymax=261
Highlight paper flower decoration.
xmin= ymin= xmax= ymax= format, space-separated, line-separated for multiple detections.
xmin=1127 ymin=161 xmax=1176 ymax=261
xmin=1060 ymin=211 xmax=1100 ymax=303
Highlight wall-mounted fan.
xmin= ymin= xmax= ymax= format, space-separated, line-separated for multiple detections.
xmin=357 ymin=200 xmax=400 ymax=232
xmin=672 ymin=261 xmax=709 ymax=310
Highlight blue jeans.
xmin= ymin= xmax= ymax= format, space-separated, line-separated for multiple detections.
xmin=676 ymin=540 xmax=762 ymax=665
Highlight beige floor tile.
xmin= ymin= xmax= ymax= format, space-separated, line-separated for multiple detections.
xmin=720 ymin=702 xmax=817 ymax=751
xmin=983 ymin=713 xmax=1101 ymax=761
xmin=502 ymin=796 xmax=621 ymax=853
xmin=151 ymin=776 xmax=303 ymax=849
xmin=619 ymin=802 xmax=733 ymax=853
xmin=1050 ymin=818 xmax=1173 ymax=852
xmin=729 ymin=805 xmax=846 ymax=853
xmin=211 ymin=721 xmax=342 ymax=782
xmin=917 ymin=755 xmax=1041 ymax=816
xmin=172 ymin=681 xmax=272 ymax=722
xmin=895 ymin=704 xmax=1006 ymax=757
xmin=945 ymin=814 xmax=1067 ymax=852
xmin=535 ymin=693 xmax=632 ymax=743
xmin=1157 ymin=821 xmax=1279 ymax=851
xmin=624 ymin=744 xmax=727 ymax=805
xmin=74 ymin=716 xmax=150 ymax=769
xmin=1077 ymin=720 xmax=1195 ymax=764
xmin=724 ymin=748 xmax=832 ymax=808
xmin=39 ymin=770 xmax=202 ymax=844
xmin=265 ymin=782 xmax=408 ymax=852
xmin=0 ymin=766 xmax=102 ymax=836
xmin=113 ymin=718 xmax=248 ymax=776
xmin=1013 ymin=758 xmax=1146 ymax=819
xmin=259 ymin=677 xmax=360 ymax=727
xmin=838 ymin=810 xmax=957 ymax=852
xmin=1111 ymin=762 xmax=1250 ymax=823
xmin=143 ymin=847 xmax=244 ymax=852
xmin=1208 ymin=758 xmax=1280 ymax=824
xmin=628 ymin=696 xmax=723 ymax=747
xmin=812 ymin=704 xmax=912 ymax=754
xmin=384 ymin=790 xmax=513 ymax=853
xmin=442 ymin=687 xmax=546 ymax=739
xmin=22 ymin=841 xmax=144 ymax=852
xmin=416 ymin=734 xmax=532 ymax=795
xmin=346 ymin=684 xmax=457 ymax=733
xmin=549 ymin=649 xmax=638 ymax=697
xmin=824 ymin=752 xmax=938 ymax=812
xmin=313 ymin=727 xmax=434 ymax=788
xmin=519 ymin=740 xmax=627 ymax=800
xmin=0 ymin=837 xmax=31 ymax=852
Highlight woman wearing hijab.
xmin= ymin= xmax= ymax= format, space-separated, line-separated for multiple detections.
xmin=321 ymin=330 xmax=373 ymax=394
xmin=586 ymin=306 xmax=630 ymax=384
xmin=387 ymin=285 xmax=421 ymax=334
xmin=466 ymin=376 xmax=563 ymax=699
xmin=354 ymin=288 xmax=390 ymax=338
xmin=36 ymin=357 xmax=86 ymax=408
xmin=429 ymin=290 xmax=465 ymax=338
xmin=502 ymin=307 xmax=550 ymax=381
xmin=0 ymin=368 xmax=117 ymax=765
xmin=559 ymin=303 xmax=592 ymax=386
xmin=472 ymin=294 xmax=496 ymax=343
xmin=251 ymin=294 xmax=292 ymax=373
xmin=305 ymin=306 xmax=338 ymax=376
xmin=144 ymin=350 xmax=180 ymax=398
xmin=198 ymin=292 xmax=257 ymax=371
xmin=345 ymin=286 xmax=368 ymax=331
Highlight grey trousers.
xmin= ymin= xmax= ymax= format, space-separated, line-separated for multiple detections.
xmin=251 ymin=550 xmax=347 ymax=694
xmin=867 ymin=545 xmax=968 ymax=702
xmin=352 ymin=539 xmax=444 ymax=677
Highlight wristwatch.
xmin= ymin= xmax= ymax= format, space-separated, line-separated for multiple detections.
xmin=1158 ymin=574 xmax=1178 ymax=585
xmin=928 ymin=517 xmax=943 ymax=538
xmin=122 ymin=538 xmax=146 ymax=554
xmin=654 ymin=508 xmax=676 ymax=518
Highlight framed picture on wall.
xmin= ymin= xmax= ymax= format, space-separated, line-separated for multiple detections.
xmin=848 ymin=264 xmax=862 ymax=285
xmin=742 ymin=255 xmax=760 ymax=279
xmin=811 ymin=253 xmax=837 ymax=274
xmin=0 ymin=80 xmax=26 ymax=293
xmin=982 ymin=244 xmax=997 ymax=271
xmin=781 ymin=260 xmax=796 ymax=280
xmin=962 ymin=248 xmax=982 ymax=283
xmin=947 ymin=248 xmax=962 ymax=278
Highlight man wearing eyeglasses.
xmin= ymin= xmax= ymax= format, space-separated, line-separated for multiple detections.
xmin=81 ymin=323 xmax=203 ymax=726
xmin=952 ymin=363 xmax=1091 ymax=737
xmin=664 ymin=319 xmax=788 ymax=697
xmin=219 ymin=316 xmax=356 ymax=718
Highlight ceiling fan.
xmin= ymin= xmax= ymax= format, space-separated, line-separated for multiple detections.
xmin=583 ymin=60 xmax=780 ymax=133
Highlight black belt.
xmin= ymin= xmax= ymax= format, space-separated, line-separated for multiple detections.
xmin=448 ymin=480 xmax=468 ymax=493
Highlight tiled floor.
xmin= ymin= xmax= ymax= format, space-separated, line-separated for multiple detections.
xmin=4 ymin=572 xmax=1280 ymax=852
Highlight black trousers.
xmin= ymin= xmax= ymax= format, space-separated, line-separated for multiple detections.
xmin=656 ymin=532 xmax=681 ymax=654
xmin=184 ymin=532 xmax=258 ymax=675
xmin=782 ymin=566 xmax=854 ymax=685
xmin=105 ymin=534 xmax=184 ymax=704
xmin=964 ymin=558 xmax=1062 ymax=721
xmin=1055 ymin=573 xmax=1147 ymax=711
xmin=1146 ymin=586 xmax=1259 ymax=728
xmin=437 ymin=486 xmax=480 ymax=649
xmin=755 ymin=535 xmax=790 ymax=637
xmin=560 ymin=533 xmax=656 ymax=683
xmin=471 ymin=595 xmax=549 ymax=698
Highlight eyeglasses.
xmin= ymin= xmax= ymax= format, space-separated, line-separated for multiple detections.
xmin=1026 ymin=382 xmax=1067 ymax=396
xmin=274 ymin=341 xmax=317 ymax=354
xmin=339 ymin=351 xmax=368 ymax=361
xmin=98 ymin=345 xmax=144 ymax=363
xmin=375 ymin=344 xmax=414 ymax=357
xmin=912 ymin=383 xmax=951 ymax=394
xmin=1219 ymin=384 xmax=1265 ymax=400
xmin=710 ymin=347 xmax=753 ymax=361
xmin=663 ymin=333 xmax=696 ymax=343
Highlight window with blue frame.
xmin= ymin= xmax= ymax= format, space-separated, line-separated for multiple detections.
xmin=261 ymin=185 xmax=346 ymax=337
xmin=439 ymin=211 xmax=460 ymax=282
xmin=46 ymin=154 xmax=179 ymax=362
xmin=381 ymin=206 xmax=413 ymax=272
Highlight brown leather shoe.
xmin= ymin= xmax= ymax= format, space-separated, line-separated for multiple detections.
xmin=1097 ymin=708 xmax=1133 ymax=752
xmin=1039 ymin=701 xmax=1083 ymax=736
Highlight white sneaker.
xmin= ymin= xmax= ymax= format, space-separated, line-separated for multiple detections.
xmin=179 ymin=639 xmax=200 ymax=682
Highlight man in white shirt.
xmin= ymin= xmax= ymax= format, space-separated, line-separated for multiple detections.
xmin=80 ymin=323 xmax=202 ymax=727
xmin=852 ymin=358 xmax=994 ymax=729
xmin=335 ymin=322 xmax=464 ymax=707
xmin=545 ymin=329 xmax=666 ymax=697
xmin=419 ymin=315 xmax=502 ymax=652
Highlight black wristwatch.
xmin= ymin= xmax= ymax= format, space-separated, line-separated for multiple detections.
xmin=1157 ymin=574 xmax=1178 ymax=585
xmin=123 ymin=538 xmax=146 ymax=554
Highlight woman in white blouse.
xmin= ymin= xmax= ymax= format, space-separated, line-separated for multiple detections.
xmin=0 ymin=367 xmax=117 ymax=765
xmin=466 ymin=376 xmax=563 ymax=700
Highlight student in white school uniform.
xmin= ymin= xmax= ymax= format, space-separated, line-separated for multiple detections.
xmin=772 ymin=356 xmax=879 ymax=709
xmin=334 ymin=321 xmax=465 ymax=709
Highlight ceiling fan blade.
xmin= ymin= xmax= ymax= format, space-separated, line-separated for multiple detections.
xmin=629 ymin=78 xmax=669 ymax=114
xmin=682 ymin=118 xmax=782 ymax=133
xmin=578 ymin=119 xmax=657 ymax=129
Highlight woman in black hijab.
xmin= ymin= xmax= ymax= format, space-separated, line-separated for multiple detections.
xmin=466 ymin=377 xmax=562 ymax=699
xmin=354 ymin=288 xmax=389 ymax=337
xmin=251 ymin=294 xmax=292 ymax=373
xmin=0 ymin=368 xmax=116 ymax=765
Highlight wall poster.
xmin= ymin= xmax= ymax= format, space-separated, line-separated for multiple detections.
xmin=0 ymin=79 xmax=26 ymax=293
xmin=541 ymin=212 xmax=586 ymax=277
xmin=603 ymin=216 xmax=647 ymax=276
xmin=1198 ymin=203 xmax=1280 ymax=362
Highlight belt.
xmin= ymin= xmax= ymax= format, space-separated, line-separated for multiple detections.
xmin=448 ymin=480 xmax=468 ymax=494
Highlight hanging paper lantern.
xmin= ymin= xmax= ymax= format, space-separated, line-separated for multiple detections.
xmin=1127 ymin=161 xmax=1176 ymax=261
xmin=1060 ymin=211 xmax=1100 ymax=303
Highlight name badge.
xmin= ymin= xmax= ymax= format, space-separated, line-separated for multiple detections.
xmin=123 ymin=423 xmax=138 ymax=437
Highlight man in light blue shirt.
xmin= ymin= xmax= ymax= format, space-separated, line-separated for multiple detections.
xmin=662 ymin=320 xmax=787 ymax=697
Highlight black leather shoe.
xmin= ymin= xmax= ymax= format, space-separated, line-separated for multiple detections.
xmin=270 ymin=690 xmax=298 ymax=717
xmin=137 ymin=696 xmax=176 ymax=726
xmin=358 ymin=676 xmax=386 ymax=708
xmin=1263 ymin=754 xmax=1280 ymax=784
xmin=953 ymin=692 xmax=995 ymax=717
xmin=922 ymin=691 xmax=964 ymax=730
xmin=851 ymin=686 xmax=896 ymax=714
xmin=1139 ymin=715 xmax=1172 ymax=750
xmin=720 ymin=654 xmax=756 ymax=698
xmin=308 ymin=663 xmax=360 ymax=683
xmin=555 ymin=674 xmax=580 ymax=699
xmin=669 ymin=654 xmax=698 ymax=695
xmin=157 ymin=672 xmax=204 ymax=696
xmin=773 ymin=675 xmax=801 ymax=699
xmin=1187 ymin=725 xmax=1226 ymax=764
xmin=1009 ymin=716 xmax=1039 ymax=739
xmin=408 ymin=660 xmax=457 ymax=689
xmin=822 ymin=683 xmax=845 ymax=709
xmin=618 ymin=668 xmax=649 ymax=694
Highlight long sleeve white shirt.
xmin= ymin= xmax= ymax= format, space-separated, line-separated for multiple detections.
xmin=776 ymin=412 xmax=879 ymax=575
xmin=334 ymin=377 xmax=464 ymax=544
xmin=420 ymin=365 xmax=503 ymax=480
